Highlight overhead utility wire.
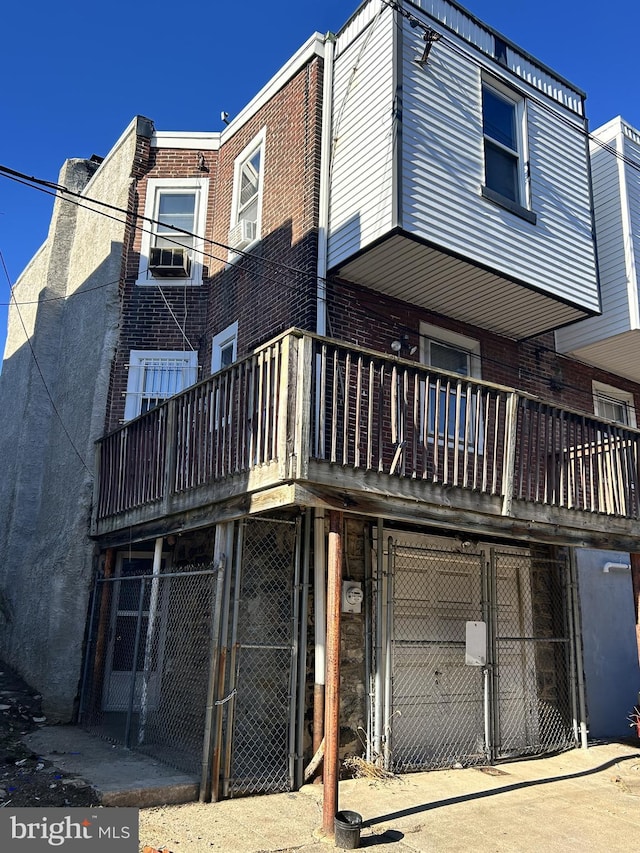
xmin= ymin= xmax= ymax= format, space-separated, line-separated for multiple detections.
xmin=0 ymin=167 xmax=319 ymax=303
xmin=0 ymin=250 xmax=92 ymax=475
xmin=380 ymin=0 xmax=640 ymax=175
xmin=0 ymin=164 xmax=323 ymax=284
xmin=0 ymin=160 xmax=633 ymax=401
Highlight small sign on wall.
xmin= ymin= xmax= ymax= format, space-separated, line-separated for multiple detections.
xmin=465 ymin=620 xmax=487 ymax=666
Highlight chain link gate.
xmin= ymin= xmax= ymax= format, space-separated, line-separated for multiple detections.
xmin=80 ymin=556 xmax=220 ymax=776
xmin=220 ymin=517 xmax=300 ymax=797
xmin=492 ymin=548 xmax=575 ymax=758
xmin=373 ymin=533 xmax=577 ymax=772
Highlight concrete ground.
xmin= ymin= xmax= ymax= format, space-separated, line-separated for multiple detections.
xmin=23 ymin=729 xmax=640 ymax=852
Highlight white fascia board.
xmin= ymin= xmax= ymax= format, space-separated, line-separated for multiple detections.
xmin=220 ymin=33 xmax=326 ymax=140
xmin=152 ymin=132 xmax=220 ymax=150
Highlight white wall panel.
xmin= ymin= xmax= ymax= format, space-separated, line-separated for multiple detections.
xmin=328 ymin=6 xmax=395 ymax=268
xmin=401 ymin=17 xmax=598 ymax=312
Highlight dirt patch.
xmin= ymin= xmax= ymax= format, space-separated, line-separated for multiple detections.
xmin=0 ymin=661 xmax=98 ymax=807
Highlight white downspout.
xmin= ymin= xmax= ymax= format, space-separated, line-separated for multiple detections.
xmin=316 ymin=31 xmax=335 ymax=339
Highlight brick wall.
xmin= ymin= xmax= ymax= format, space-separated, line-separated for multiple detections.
xmin=105 ymin=59 xmax=323 ymax=431
xmin=327 ymin=278 xmax=640 ymax=419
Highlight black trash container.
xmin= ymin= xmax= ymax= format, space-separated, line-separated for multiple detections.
xmin=334 ymin=810 xmax=362 ymax=849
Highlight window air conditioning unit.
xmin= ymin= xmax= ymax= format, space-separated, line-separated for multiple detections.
xmin=148 ymin=246 xmax=191 ymax=278
xmin=228 ymin=218 xmax=257 ymax=251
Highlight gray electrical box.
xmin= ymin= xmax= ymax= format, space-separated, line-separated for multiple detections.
xmin=465 ymin=620 xmax=487 ymax=666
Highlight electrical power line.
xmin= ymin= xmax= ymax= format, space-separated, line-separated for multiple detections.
xmin=0 ymin=250 xmax=92 ymax=475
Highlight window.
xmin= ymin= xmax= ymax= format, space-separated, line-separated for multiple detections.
xmin=593 ymin=382 xmax=637 ymax=427
xmin=124 ymin=350 xmax=198 ymax=421
xmin=481 ymin=79 xmax=533 ymax=222
xmin=211 ymin=322 xmax=238 ymax=373
xmin=420 ymin=324 xmax=481 ymax=444
xmin=229 ymin=130 xmax=265 ymax=253
xmin=136 ymin=178 xmax=208 ymax=286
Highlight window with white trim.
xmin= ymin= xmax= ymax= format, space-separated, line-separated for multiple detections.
xmin=228 ymin=130 xmax=265 ymax=253
xmin=124 ymin=350 xmax=198 ymax=421
xmin=593 ymin=381 xmax=637 ymax=427
xmin=136 ymin=178 xmax=208 ymax=286
xmin=482 ymin=78 xmax=532 ymax=219
xmin=211 ymin=321 xmax=238 ymax=373
xmin=420 ymin=323 xmax=481 ymax=444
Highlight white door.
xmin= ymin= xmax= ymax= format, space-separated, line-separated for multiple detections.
xmin=103 ymin=554 xmax=165 ymax=712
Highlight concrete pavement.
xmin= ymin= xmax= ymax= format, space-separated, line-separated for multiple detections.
xmin=21 ymin=728 xmax=640 ymax=851
xmin=139 ymin=741 xmax=640 ymax=852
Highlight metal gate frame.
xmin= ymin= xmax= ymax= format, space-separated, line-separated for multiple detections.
xmin=218 ymin=515 xmax=305 ymax=799
xmin=371 ymin=529 xmax=579 ymax=771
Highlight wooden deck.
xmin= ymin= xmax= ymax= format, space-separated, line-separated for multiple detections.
xmin=93 ymin=330 xmax=640 ymax=549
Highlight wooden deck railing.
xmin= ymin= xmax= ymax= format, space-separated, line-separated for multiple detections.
xmin=94 ymin=330 xmax=640 ymax=525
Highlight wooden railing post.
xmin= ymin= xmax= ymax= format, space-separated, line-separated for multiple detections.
xmin=277 ymin=335 xmax=292 ymax=479
xmin=501 ymin=391 xmax=520 ymax=516
xmin=162 ymin=398 xmax=177 ymax=515
xmin=294 ymin=334 xmax=313 ymax=480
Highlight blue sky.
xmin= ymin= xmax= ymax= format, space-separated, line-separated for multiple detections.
xmin=1 ymin=0 xmax=639 ymax=355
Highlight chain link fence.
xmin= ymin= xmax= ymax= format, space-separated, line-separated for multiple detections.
xmin=80 ymin=559 xmax=219 ymax=776
xmin=390 ymin=542 xmax=486 ymax=771
xmin=222 ymin=518 xmax=299 ymax=797
xmin=376 ymin=536 xmax=576 ymax=772
xmin=493 ymin=549 xmax=575 ymax=758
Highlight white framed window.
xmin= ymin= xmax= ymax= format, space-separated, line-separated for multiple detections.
xmin=593 ymin=381 xmax=637 ymax=427
xmin=228 ymin=129 xmax=266 ymax=254
xmin=211 ymin=321 xmax=238 ymax=373
xmin=481 ymin=78 xmax=532 ymax=219
xmin=420 ymin=323 xmax=481 ymax=444
xmin=136 ymin=177 xmax=209 ymax=286
xmin=124 ymin=350 xmax=198 ymax=421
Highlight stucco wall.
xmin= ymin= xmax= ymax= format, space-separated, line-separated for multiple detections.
xmin=0 ymin=118 xmax=150 ymax=718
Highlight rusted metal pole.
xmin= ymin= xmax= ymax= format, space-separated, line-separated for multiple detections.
xmin=322 ymin=510 xmax=343 ymax=837
xmin=90 ymin=548 xmax=115 ymax=713
xmin=630 ymin=553 xmax=640 ymax=666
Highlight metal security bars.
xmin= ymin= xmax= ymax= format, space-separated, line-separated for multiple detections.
xmin=80 ymin=559 xmax=220 ymax=776
xmin=372 ymin=534 xmax=577 ymax=772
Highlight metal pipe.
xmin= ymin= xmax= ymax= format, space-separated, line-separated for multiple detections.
xmin=138 ymin=536 xmax=163 ymax=745
xmin=124 ymin=575 xmax=146 ymax=749
xmin=211 ymin=522 xmax=235 ymax=802
xmin=569 ymin=549 xmax=589 ymax=749
xmin=200 ymin=526 xmax=228 ymax=801
xmin=383 ymin=536 xmax=394 ymax=770
xmin=296 ymin=512 xmax=311 ymax=790
xmin=316 ymin=32 xmax=335 ymax=339
xmin=363 ymin=523 xmax=373 ymax=762
xmin=313 ymin=509 xmax=326 ymax=777
xmin=80 ymin=548 xmax=114 ymax=722
xmin=223 ymin=521 xmax=245 ymax=798
xmin=373 ymin=519 xmax=384 ymax=761
xmin=322 ymin=509 xmax=343 ymax=837
xmin=289 ymin=516 xmax=303 ymax=790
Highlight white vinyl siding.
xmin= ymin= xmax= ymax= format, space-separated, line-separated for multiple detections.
xmin=328 ymin=9 xmax=598 ymax=316
xmin=556 ymin=119 xmax=640 ymax=378
xmin=399 ymin=17 xmax=598 ymax=313
xmin=327 ymin=7 xmax=395 ymax=268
